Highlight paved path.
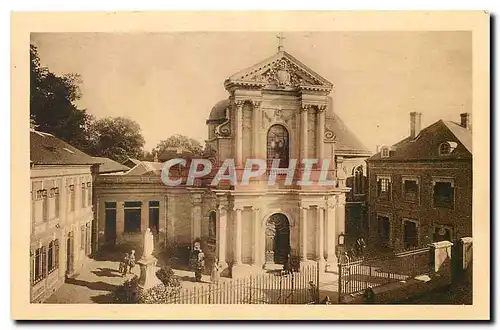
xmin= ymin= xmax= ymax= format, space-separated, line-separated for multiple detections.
xmin=45 ymin=258 xmax=339 ymax=304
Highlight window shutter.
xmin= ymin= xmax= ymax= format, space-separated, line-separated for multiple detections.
xmin=55 ymin=240 xmax=59 ymax=269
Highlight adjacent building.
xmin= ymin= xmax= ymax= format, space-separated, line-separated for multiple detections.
xmin=94 ymin=49 xmax=370 ymax=277
xmin=30 ymin=129 xmax=100 ymax=302
xmin=366 ymin=112 xmax=472 ymax=251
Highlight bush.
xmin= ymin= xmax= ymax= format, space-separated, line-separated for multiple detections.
xmin=113 ymin=266 xmax=181 ymax=304
xmin=156 ymin=265 xmax=181 ymax=289
xmin=113 ymin=276 xmax=140 ymax=303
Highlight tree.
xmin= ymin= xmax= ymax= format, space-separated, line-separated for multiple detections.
xmin=152 ymin=134 xmax=203 ymax=158
xmin=30 ymin=44 xmax=93 ymax=150
xmin=89 ymin=117 xmax=146 ymax=163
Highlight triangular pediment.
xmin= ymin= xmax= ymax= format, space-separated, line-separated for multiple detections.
xmin=225 ymin=51 xmax=333 ymax=92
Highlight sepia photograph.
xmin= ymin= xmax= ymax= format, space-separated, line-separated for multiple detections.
xmin=11 ymin=11 xmax=490 ymax=320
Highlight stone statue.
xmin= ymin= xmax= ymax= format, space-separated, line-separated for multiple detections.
xmin=143 ymin=228 xmax=154 ymax=258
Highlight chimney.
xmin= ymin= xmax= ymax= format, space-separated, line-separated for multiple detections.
xmin=410 ymin=112 xmax=422 ymax=139
xmin=460 ymin=113 xmax=471 ymax=130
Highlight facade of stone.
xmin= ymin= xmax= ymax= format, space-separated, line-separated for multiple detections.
xmin=95 ymin=50 xmax=371 ymax=277
xmin=30 ymin=130 xmax=98 ymax=302
xmin=366 ymin=112 xmax=473 ymax=250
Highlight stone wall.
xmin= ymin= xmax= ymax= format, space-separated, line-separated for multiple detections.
xmin=368 ymin=160 xmax=472 ymax=246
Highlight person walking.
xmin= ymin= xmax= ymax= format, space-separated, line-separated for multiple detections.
xmin=121 ymin=253 xmax=130 ymax=276
xmin=210 ymin=257 xmax=221 ymax=283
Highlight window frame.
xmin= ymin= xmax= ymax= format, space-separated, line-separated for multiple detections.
xmin=376 ymin=175 xmax=392 ymax=201
xmin=32 ymin=246 xmax=46 ymax=285
xmin=124 ymin=201 xmax=142 ymax=233
xmin=401 ymin=218 xmax=420 ymax=249
xmin=266 ymin=124 xmax=290 ymax=169
xmin=81 ymin=182 xmax=86 ymax=208
xmin=69 ymin=184 xmax=75 ymax=212
xmin=381 ymin=147 xmax=390 ymax=158
xmin=402 ymin=176 xmax=420 ymax=204
xmin=432 ymin=178 xmax=455 ymax=209
xmin=432 ymin=225 xmax=454 ymax=242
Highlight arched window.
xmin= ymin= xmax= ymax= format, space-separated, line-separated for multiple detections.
xmin=208 ymin=211 xmax=216 ymax=241
xmin=354 ymin=166 xmax=364 ymax=194
xmin=439 ymin=142 xmax=451 ymax=155
xmin=267 ymin=124 xmax=290 ymax=168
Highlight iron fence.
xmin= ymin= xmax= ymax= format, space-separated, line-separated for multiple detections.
xmin=338 ymin=246 xmax=431 ymax=299
xmin=165 ymin=264 xmax=319 ymax=304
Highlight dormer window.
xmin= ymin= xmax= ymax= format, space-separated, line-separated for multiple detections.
xmin=439 ymin=142 xmax=457 ymax=156
xmin=381 ymin=147 xmax=390 ymax=158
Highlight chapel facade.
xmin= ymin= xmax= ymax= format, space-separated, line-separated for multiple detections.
xmin=94 ymin=49 xmax=371 ymax=277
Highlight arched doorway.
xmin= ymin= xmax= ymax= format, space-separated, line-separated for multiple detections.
xmin=265 ymin=213 xmax=291 ymax=265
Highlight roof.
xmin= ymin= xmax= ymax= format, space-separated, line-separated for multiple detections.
xmin=158 ymin=147 xmax=198 ymax=162
xmin=125 ymin=161 xmax=164 ymax=176
xmin=208 ymin=99 xmax=230 ymax=121
xmin=92 ymin=157 xmax=130 ymax=174
xmin=204 ymin=97 xmax=371 ymax=157
xmin=368 ymin=119 xmax=472 ymax=162
xmin=224 ymin=51 xmax=333 ymax=93
xmin=30 ymin=130 xmax=99 ymax=166
xmin=123 ymin=158 xmax=141 ymax=166
xmin=325 ymin=97 xmax=372 ymax=156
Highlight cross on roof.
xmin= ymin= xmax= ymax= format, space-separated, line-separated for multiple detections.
xmin=277 ymin=32 xmax=285 ymax=52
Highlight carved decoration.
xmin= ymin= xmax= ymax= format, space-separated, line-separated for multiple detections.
xmin=262 ymin=107 xmax=294 ymax=127
xmin=324 ymin=127 xmax=337 ymax=143
xmin=261 ymin=58 xmax=321 ymax=88
xmin=251 ymin=100 xmax=262 ymax=108
xmin=215 ymin=119 xmax=231 ymax=137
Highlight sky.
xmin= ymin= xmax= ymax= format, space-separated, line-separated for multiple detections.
xmin=31 ymin=32 xmax=472 ymax=152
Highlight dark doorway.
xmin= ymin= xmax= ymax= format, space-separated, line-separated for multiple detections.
xmin=377 ymin=216 xmax=390 ymax=247
xmin=266 ymin=213 xmax=290 ymax=265
xmin=149 ymin=201 xmax=160 ymax=234
xmin=105 ymin=202 xmax=117 ymax=244
xmin=66 ymin=232 xmax=74 ymax=276
xmin=403 ymin=220 xmax=418 ymax=249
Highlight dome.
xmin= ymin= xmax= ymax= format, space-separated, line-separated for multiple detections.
xmin=208 ymin=99 xmax=230 ymax=120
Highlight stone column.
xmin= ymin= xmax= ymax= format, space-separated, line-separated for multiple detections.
xmin=252 ymin=101 xmax=261 ymax=158
xmin=428 ymin=241 xmax=454 ymax=282
xmin=316 ymin=106 xmax=326 ymax=160
xmin=235 ymin=101 xmax=244 ymax=167
xmin=252 ymin=206 xmax=260 ymax=266
xmin=141 ymin=200 xmax=149 ymax=232
xmin=336 ymin=194 xmax=346 ymax=239
xmin=326 ymin=197 xmax=337 ymax=267
xmin=300 ymin=206 xmax=308 ymax=261
xmin=300 ymin=105 xmax=309 ymax=161
xmin=116 ymin=201 xmax=124 ymax=242
xmin=317 ymin=206 xmax=325 ymax=263
xmin=217 ymin=202 xmax=228 ymax=269
xmin=336 ymin=156 xmax=346 ymax=188
xmin=191 ymin=193 xmax=202 ymax=242
xmin=233 ymin=206 xmax=243 ymax=265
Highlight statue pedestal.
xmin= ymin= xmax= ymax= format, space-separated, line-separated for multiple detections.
xmin=137 ymin=255 xmax=161 ymax=290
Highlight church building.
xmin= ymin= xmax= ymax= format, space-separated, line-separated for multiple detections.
xmin=94 ymin=45 xmax=371 ymax=277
